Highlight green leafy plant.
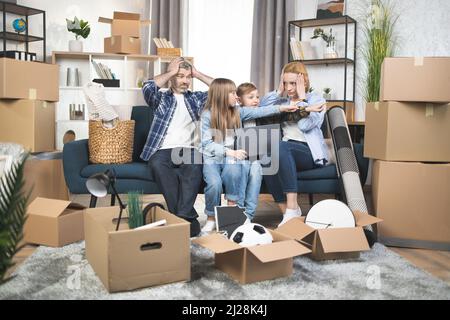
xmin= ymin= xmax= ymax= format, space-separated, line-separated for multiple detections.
xmin=127 ymin=191 xmax=143 ymax=229
xmin=361 ymin=0 xmax=399 ymax=102
xmin=308 ymin=87 xmax=315 ymax=93
xmin=323 ymin=87 xmax=332 ymax=94
xmin=0 ymin=154 xmax=30 ymax=284
xmin=66 ymin=17 xmax=90 ymax=40
xmin=311 ymin=27 xmax=336 ymax=46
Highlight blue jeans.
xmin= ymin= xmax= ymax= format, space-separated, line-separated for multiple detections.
xmin=264 ymin=140 xmax=316 ymax=202
xmin=203 ymin=157 xmax=243 ymax=216
xmin=238 ymin=160 xmax=262 ymax=219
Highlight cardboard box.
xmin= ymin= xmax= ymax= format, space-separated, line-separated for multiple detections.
xmin=24 ymin=197 xmax=85 ymax=247
xmin=85 ymin=206 xmax=190 ymax=292
xmin=99 ymin=11 xmax=151 ymax=38
xmin=24 ymin=152 xmax=69 ymax=202
xmin=193 ymin=232 xmax=310 ymax=284
xmin=0 ymin=99 xmax=55 ymax=152
xmin=157 ymin=48 xmax=183 ymax=57
xmin=276 ymin=212 xmax=381 ymax=261
xmin=364 ymin=101 xmax=450 ymax=162
xmin=104 ymin=36 xmax=141 ymax=54
xmin=372 ymin=160 xmax=450 ymax=251
xmin=380 ymin=57 xmax=450 ymax=103
xmin=0 ymin=58 xmax=59 ymax=101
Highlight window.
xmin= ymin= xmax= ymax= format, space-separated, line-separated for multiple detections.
xmin=185 ymin=0 xmax=254 ymax=91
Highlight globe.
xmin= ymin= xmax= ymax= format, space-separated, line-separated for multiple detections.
xmin=13 ymin=18 xmax=26 ymax=33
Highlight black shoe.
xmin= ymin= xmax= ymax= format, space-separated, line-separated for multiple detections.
xmin=189 ymin=219 xmax=201 ymax=237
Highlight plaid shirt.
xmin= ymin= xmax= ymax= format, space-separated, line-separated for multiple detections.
xmin=140 ymin=80 xmax=208 ymax=161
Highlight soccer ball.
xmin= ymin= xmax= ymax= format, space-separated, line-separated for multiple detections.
xmin=230 ymin=223 xmax=273 ymax=247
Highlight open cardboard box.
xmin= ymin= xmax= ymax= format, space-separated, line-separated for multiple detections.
xmin=193 ymin=231 xmax=311 ymax=284
xmin=24 ymin=197 xmax=85 ymax=247
xmin=99 ymin=11 xmax=151 ymax=38
xmin=275 ymin=212 xmax=382 ymax=261
xmin=85 ymin=205 xmax=190 ymax=293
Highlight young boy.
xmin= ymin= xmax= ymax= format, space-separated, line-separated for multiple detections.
xmin=236 ymin=83 xmax=279 ymax=221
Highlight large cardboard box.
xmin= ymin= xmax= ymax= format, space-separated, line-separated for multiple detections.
xmin=276 ymin=212 xmax=381 ymax=261
xmin=98 ymin=11 xmax=151 ymax=38
xmin=380 ymin=57 xmax=450 ymax=103
xmin=364 ymin=101 xmax=450 ymax=162
xmin=0 ymin=58 xmax=59 ymax=101
xmin=0 ymin=99 xmax=55 ymax=152
xmin=24 ymin=197 xmax=85 ymax=247
xmin=24 ymin=152 xmax=69 ymax=202
xmin=104 ymin=36 xmax=141 ymax=54
xmin=85 ymin=206 xmax=190 ymax=293
xmin=372 ymin=160 xmax=450 ymax=251
xmin=193 ymin=232 xmax=310 ymax=284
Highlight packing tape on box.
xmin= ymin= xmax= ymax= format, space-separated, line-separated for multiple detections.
xmin=28 ymin=88 xmax=37 ymax=100
xmin=374 ymin=101 xmax=379 ymax=111
xmin=414 ymin=56 xmax=424 ymax=66
xmin=111 ymin=37 xmax=115 ymax=45
xmin=130 ymin=38 xmax=134 ymax=43
xmin=425 ymin=103 xmax=434 ymax=117
xmin=43 ymin=101 xmax=48 ymax=109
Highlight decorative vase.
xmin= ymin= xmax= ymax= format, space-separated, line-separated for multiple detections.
xmin=69 ymin=39 xmax=83 ymax=52
xmin=323 ymin=40 xmax=338 ymax=59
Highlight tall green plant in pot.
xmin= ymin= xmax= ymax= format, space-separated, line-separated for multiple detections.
xmin=0 ymin=153 xmax=30 ymax=284
xmin=361 ymin=0 xmax=399 ymax=102
xmin=127 ymin=191 xmax=144 ymax=229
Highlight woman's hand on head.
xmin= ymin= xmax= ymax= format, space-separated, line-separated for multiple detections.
xmin=277 ymin=75 xmax=285 ymax=96
xmin=306 ymin=103 xmax=327 ymax=113
xmin=226 ymin=149 xmax=247 ymax=160
xmin=296 ymin=74 xmax=306 ymax=100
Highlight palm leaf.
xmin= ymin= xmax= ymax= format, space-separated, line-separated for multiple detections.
xmin=0 ymin=154 xmax=30 ymax=284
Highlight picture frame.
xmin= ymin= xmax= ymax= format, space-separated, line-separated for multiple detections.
xmin=316 ymin=0 xmax=345 ymax=19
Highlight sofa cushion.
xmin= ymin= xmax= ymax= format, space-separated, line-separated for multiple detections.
xmin=81 ymin=163 xmax=155 ymax=181
xmin=131 ymin=106 xmax=154 ymax=163
xmin=297 ymin=164 xmax=338 ymax=180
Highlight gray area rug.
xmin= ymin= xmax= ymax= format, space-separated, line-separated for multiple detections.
xmin=0 ymin=241 xmax=449 ymax=300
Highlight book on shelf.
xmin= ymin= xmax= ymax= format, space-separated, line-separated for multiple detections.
xmin=289 ymin=39 xmax=316 ymax=61
xmin=0 ymin=50 xmax=37 ymax=61
xmin=92 ymin=60 xmax=115 ymax=80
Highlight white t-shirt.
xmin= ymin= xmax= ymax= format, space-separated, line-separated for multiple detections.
xmin=282 ymin=121 xmax=306 ymax=142
xmin=160 ymin=94 xmax=199 ymax=149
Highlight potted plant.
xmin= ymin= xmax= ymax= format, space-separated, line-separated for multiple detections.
xmin=361 ymin=0 xmax=398 ymax=102
xmin=311 ymin=27 xmax=337 ymax=58
xmin=66 ymin=17 xmax=90 ymax=52
xmin=323 ymin=87 xmax=332 ymax=100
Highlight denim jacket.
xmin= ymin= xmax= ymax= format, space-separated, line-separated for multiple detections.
xmin=200 ymin=105 xmax=282 ymax=160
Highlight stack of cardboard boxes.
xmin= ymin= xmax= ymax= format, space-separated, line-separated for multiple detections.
xmin=99 ymin=11 xmax=151 ymax=54
xmin=364 ymin=57 xmax=450 ymax=251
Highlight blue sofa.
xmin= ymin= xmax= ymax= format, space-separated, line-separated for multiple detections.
xmin=63 ymin=106 xmax=368 ymax=200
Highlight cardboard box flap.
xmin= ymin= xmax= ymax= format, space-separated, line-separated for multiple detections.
xmin=113 ymin=11 xmax=140 ymax=20
xmin=354 ymin=211 xmax=382 ymax=227
xmin=247 ymin=240 xmax=311 ymax=263
xmin=192 ymin=234 xmax=242 ymax=254
xmin=318 ymin=228 xmax=370 ymax=253
xmin=27 ymin=197 xmax=72 ymax=218
xmin=98 ymin=17 xmax=113 ymax=24
xmin=275 ymin=217 xmax=315 ymax=241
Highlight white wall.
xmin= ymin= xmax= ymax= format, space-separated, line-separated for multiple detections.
xmin=17 ymin=0 xmax=148 ymax=61
xmin=297 ymin=0 xmax=450 ymax=121
xmin=185 ymin=0 xmax=254 ymax=91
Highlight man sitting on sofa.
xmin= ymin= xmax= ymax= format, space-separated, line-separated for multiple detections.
xmin=141 ymin=57 xmax=213 ymax=237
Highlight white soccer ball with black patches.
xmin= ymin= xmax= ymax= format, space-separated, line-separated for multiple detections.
xmin=230 ymin=223 xmax=273 ymax=247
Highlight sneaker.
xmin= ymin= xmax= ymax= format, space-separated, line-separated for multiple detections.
xmin=201 ymin=220 xmax=216 ymax=233
xmin=278 ymin=208 xmax=302 ymax=227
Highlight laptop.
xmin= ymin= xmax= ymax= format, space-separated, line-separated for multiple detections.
xmin=235 ymin=123 xmax=281 ymax=161
xmin=214 ymin=206 xmax=248 ymax=238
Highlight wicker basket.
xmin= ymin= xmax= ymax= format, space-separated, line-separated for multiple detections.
xmin=88 ymin=120 xmax=135 ymax=164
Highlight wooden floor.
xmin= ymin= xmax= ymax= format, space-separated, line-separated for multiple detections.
xmin=7 ymin=192 xmax=450 ymax=285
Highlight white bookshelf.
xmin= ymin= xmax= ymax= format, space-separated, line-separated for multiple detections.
xmin=51 ymin=51 xmax=193 ymax=150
